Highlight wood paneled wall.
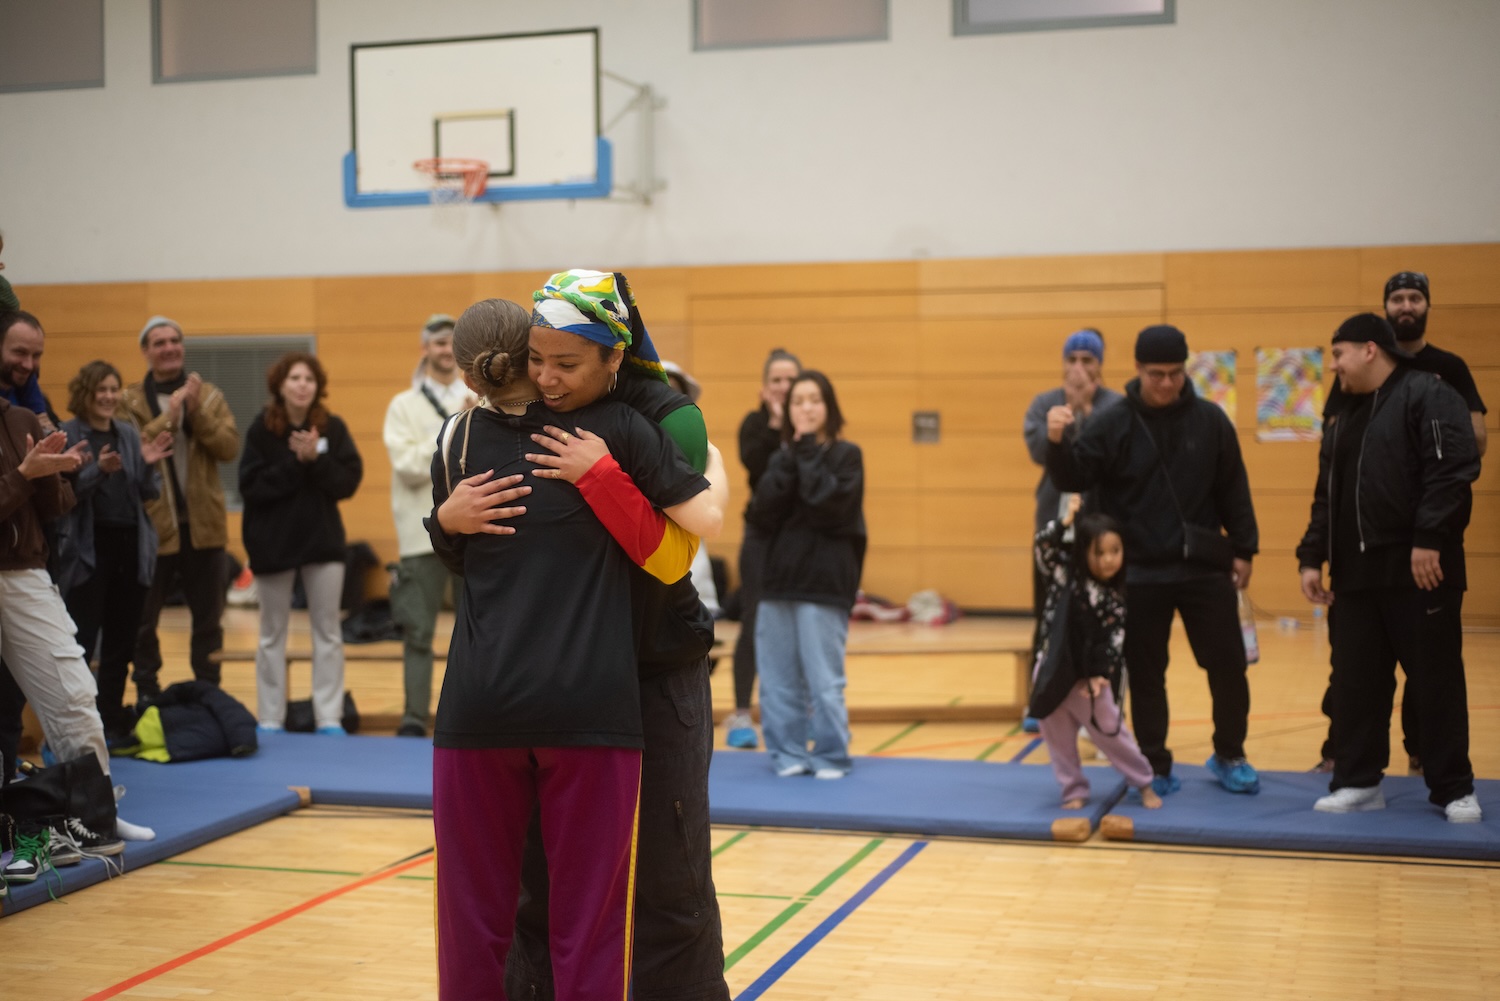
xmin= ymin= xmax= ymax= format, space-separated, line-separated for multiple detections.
xmin=18 ymin=244 xmax=1500 ymax=626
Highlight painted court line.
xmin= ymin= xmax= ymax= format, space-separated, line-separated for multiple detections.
xmin=722 ymin=837 xmax=884 ymax=971
xmin=1009 ymin=736 xmax=1042 ymax=763
xmin=81 ymin=853 xmax=433 ymax=1001
xmin=732 ymin=840 xmax=929 ymax=1001
xmin=867 ymin=720 xmax=925 ymax=754
xmin=713 ymin=830 xmax=751 ymax=857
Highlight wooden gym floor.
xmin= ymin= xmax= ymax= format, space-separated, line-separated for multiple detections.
xmin=6 ymin=608 xmax=1499 ymax=1000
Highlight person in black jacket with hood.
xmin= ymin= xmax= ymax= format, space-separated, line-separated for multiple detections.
xmin=1296 ymin=314 xmax=1481 ymax=823
xmin=1046 ymin=325 xmax=1260 ymax=797
xmin=747 ymin=370 xmax=866 ymax=780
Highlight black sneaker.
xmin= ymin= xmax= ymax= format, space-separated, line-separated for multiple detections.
xmin=396 ymin=722 xmax=426 ymax=738
xmin=57 ymin=816 xmax=125 ymax=857
xmin=47 ymin=821 xmax=84 ymax=866
xmin=2 ymin=822 xmax=54 ymax=883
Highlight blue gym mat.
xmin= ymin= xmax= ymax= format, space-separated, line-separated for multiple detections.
xmin=3 ymin=763 xmax=301 ymax=916
xmin=707 ymin=750 xmax=1128 ymax=842
xmin=1100 ymin=764 xmax=1500 ymax=861
xmin=1 ymin=731 xmax=432 ymax=917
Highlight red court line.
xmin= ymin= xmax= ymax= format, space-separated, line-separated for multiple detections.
xmin=82 ymin=853 xmax=433 ymax=1001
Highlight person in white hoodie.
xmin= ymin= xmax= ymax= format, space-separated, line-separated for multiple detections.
xmin=382 ymin=315 xmax=475 ymax=737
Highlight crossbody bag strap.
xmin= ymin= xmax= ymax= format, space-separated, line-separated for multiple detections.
xmin=419 ymin=383 xmax=451 ymax=421
xmin=1131 ymin=409 xmax=1189 ymax=531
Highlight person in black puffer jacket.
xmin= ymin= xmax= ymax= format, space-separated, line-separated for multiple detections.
xmin=124 ymin=680 xmax=258 ymax=762
xmin=747 ymin=370 xmax=866 ymax=780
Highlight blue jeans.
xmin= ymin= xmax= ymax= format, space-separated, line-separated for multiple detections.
xmin=755 ymin=600 xmax=852 ymax=774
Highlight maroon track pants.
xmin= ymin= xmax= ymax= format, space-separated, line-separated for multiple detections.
xmin=434 ymin=745 xmax=642 ymax=1001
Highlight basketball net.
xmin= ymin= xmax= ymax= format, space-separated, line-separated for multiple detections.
xmin=413 ymin=158 xmax=490 ymax=205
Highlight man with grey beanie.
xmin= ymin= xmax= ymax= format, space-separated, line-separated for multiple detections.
xmin=382 ymin=314 xmax=474 ymax=736
xmin=1046 ymin=324 xmax=1261 ymax=797
xmin=123 ymin=316 xmax=239 ymax=700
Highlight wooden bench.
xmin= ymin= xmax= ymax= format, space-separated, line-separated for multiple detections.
xmin=210 ymin=646 xmax=439 ymax=731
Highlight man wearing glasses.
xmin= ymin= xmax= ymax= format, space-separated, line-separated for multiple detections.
xmin=1045 ymin=325 xmax=1261 ymax=797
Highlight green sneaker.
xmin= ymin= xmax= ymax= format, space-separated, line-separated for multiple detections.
xmin=2 ymin=823 xmax=55 ymax=883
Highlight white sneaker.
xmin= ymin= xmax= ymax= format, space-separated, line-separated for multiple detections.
xmin=1314 ymin=785 xmax=1386 ymax=813
xmin=776 ymin=763 xmax=810 ymax=777
xmin=1445 ymin=794 xmax=1483 ymax=824
xmin=814 ymin=768 xmax=848 ymax=780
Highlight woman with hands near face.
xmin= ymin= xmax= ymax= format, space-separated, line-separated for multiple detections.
xmin=238 ymin=353 xmax=363 ymax=736
xmin=745 ymin=371 xmax=866 ymax=781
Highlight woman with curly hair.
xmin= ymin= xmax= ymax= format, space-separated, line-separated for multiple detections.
xmin=238 ymin=352 xmax=362 ymax=734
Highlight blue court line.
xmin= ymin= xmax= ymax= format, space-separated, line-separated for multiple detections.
xmin=1009 ymin=736 xmax=1042 ymax=763
xmin=731 ymin=840 xmax=929 ymax=1001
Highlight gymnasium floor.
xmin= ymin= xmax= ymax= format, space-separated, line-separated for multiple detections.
xmin=6 ymin=609 xmax=1498 ymax=1000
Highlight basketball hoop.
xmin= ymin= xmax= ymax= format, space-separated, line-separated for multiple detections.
xmin=413 ymin=158 xmax=490 ymax=204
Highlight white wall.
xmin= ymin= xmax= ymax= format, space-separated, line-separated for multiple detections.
xmin=1 ymin=0 xmax=1497 ymax=284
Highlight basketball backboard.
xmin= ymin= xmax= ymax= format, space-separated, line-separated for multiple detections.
xmin=343 ymin=28 xmax=612 ymax=207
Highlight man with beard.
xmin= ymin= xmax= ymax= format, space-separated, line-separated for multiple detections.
xmin=1046 ymin=325 xmax=1260 ymax=797
xmin=123 ymin=317 xmax=240 ymax=701
xmin=382 ymin=314 xmax=474 ymax=737
xmin=1311 ymin=272 xmax=1487 ymax=774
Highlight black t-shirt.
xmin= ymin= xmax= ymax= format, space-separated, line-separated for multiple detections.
xmin=1324 ymin=344 xmax=1487 ymax=418
xmin=83 ymin=425 xmax=138 ymax=527
xmin=429 ymin=399 xmax=708 ymax=750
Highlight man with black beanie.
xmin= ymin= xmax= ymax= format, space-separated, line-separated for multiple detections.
xmin=1312 ymin=271 xmax=1488 ymax=775
xmin=1046 ymin=324 xmax=1261 ymax=796
xmin=1296 ymin=314 xmax=1481 ymax=822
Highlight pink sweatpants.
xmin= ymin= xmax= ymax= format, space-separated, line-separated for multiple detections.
xmin=1038 ymin=679 xmax=1155 ymax=804
xmin=433 ymin=745 xmax=642 ymax=1001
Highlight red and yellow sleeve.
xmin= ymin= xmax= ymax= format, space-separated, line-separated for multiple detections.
xmin=575 ymin=454 xmax=699 ymax=584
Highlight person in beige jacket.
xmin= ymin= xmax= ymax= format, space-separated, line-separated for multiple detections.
xmin=122 ymin=316 xmax=239 ymax=699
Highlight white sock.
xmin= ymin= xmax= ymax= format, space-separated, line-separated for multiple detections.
xmin=116 ymin=817 xmax=156 ymax=841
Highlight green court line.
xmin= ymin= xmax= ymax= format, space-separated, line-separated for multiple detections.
xmin=947 ymin=696 xmax=963 ymax=706
xmin=974 ymin=741 xmax=1006 ymax=761
xmin=718 ymin=892 xmax=796 ymax=901
xmin=712 ymin=830 xmax=751 ymax=857
xmin=868 ymin=721 xmax=923 ymax=754
xmin=722 ymin=837 xmax=885 ymax=971
xmin=158 ymin=860 xmax=364 ymax=877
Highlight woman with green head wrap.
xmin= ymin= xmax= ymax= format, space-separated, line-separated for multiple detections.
xmin=506 ymin=270 xmax=734 ymax=1001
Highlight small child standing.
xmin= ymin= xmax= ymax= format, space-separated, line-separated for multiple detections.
xmin=1031 ymin=497 xmax=1161 ymax=810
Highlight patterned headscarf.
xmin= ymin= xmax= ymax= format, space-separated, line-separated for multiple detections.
xmin=531 ymin=269 xmax=667 ymax=383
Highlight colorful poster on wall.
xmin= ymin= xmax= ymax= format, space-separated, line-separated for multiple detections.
xmin=1187 ymin=350 xmax=1237 ymax=422
xmin=1256 ymin=347 xmax=1324 ymax=442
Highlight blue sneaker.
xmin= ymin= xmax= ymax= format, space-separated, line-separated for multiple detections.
xmin=1206 ymin=754 xmax=1260 ymax=794
xmin=1150 ymin=773 xmax=1181 ymax=796
xmin=724 ymin=711 xmax=758 ymax=749
xmin=316 ymin=725 xmax=347 ymax=737
xmin=1021 ymin=716 xmax=1041 ymax=734
xmin=39 ymin=741 xmax=57 ymax=767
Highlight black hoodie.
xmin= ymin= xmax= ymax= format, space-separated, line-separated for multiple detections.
xmin=1046 ymin=378 xmax=1258 ymax=584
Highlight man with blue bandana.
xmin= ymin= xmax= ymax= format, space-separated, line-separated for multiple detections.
xmin=1022 ymin=329 xmax=1122 ymax=730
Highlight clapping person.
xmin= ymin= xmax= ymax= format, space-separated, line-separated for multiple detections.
xmin=238 ymin=353 xmax=363 ymax=735
xmin=57 ymin=361 xmax=173 ymax=746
